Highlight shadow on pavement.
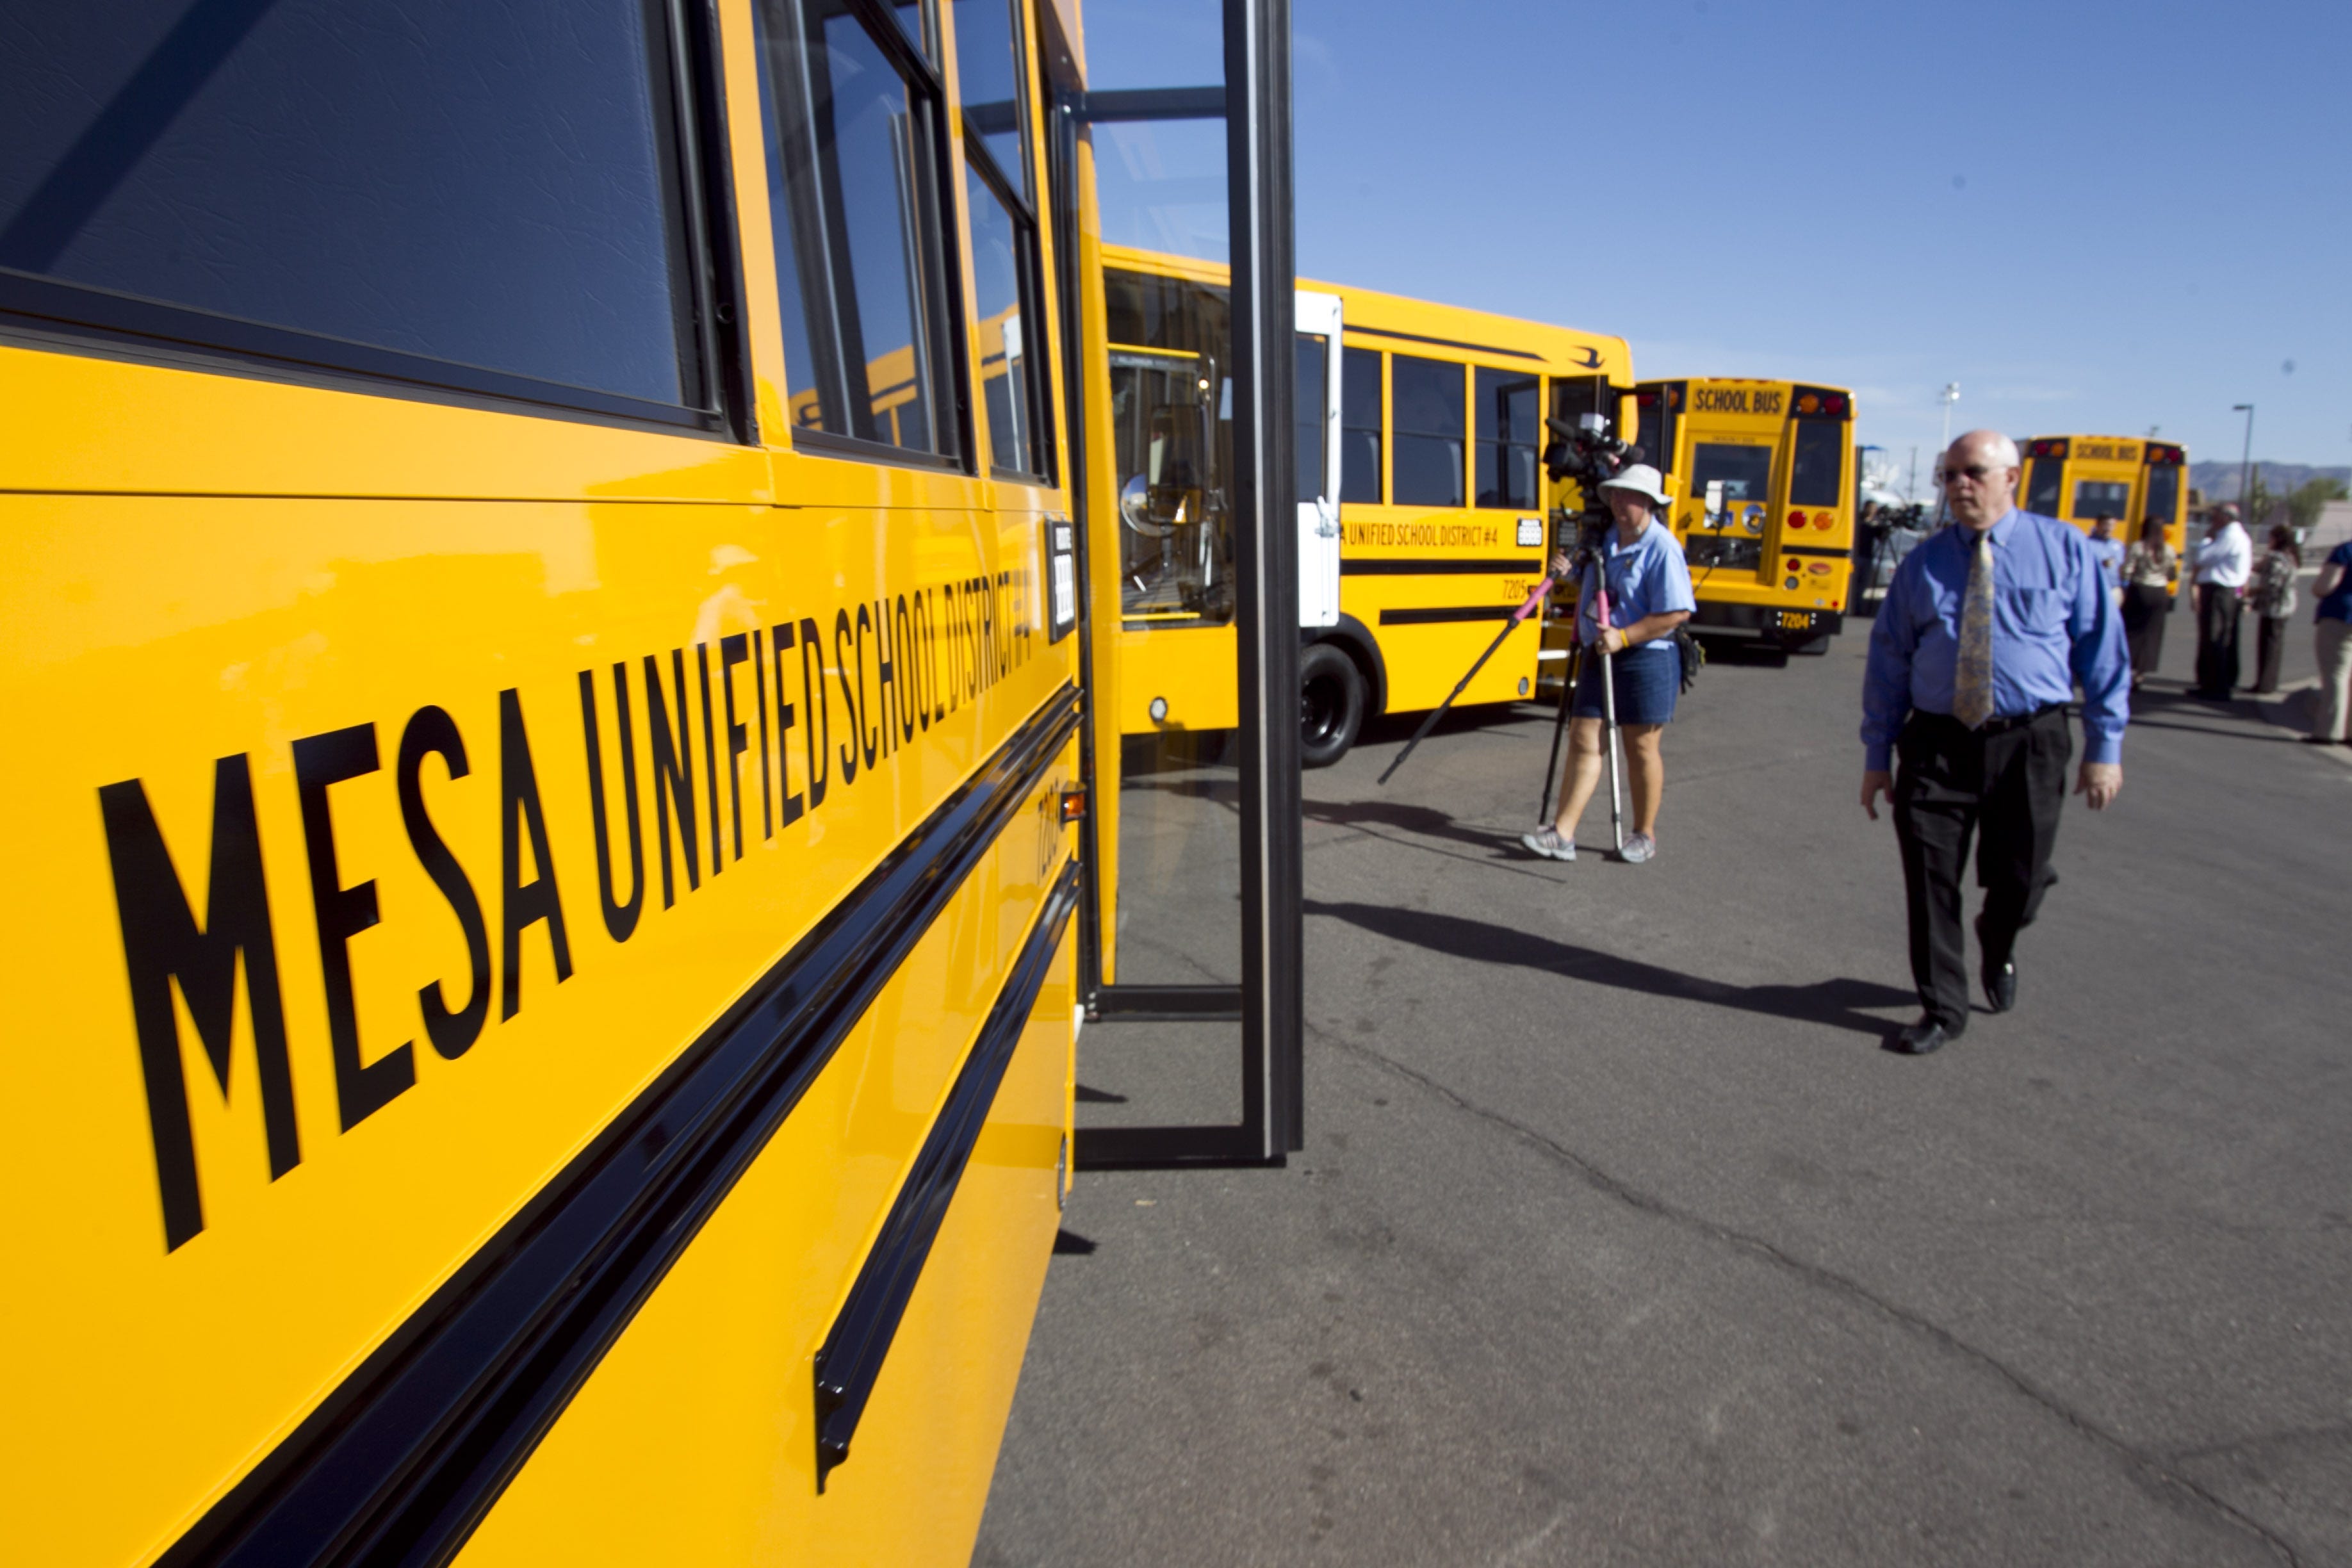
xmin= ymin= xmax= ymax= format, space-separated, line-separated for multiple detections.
xmin=1303 ymin=796 xmax=1521 ymax=854
xmin=1304 ymin=898 xmax=1918 ymax=1039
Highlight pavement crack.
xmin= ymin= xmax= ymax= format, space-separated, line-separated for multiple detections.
xmin=2163 ymin=1421 xmax=2352 ymax=1466
xmin=1307 ymin=1020 xmax=2308 ymax=1568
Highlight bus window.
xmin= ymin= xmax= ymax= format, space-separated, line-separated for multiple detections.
xmin=1474 ymin=367 xmax=1541 ymax=509
xmin=1297 ymin=333 xmax=1331 ymax=507
xmin=2144 ymin=464 xmax=2180 ymax=525
xmin=1341 ymin=347 xmax=1384 ymax=503
xmin=966 ymin=161 xmax=1043 ymax=475
xmin=758 ymin=0 xmax=959 ymax=458
xmin=1392 ymin=355 xmax=1465 ymax=507
xmin=1550 ymin=375 xmax=1609 ymax=432
xmin=2073 ymin=480 xmax=2131 ymax=521
xmin=2025 ymin=459 xmax=2064 ymax=516
xmin=1789 ymin=421 xmax=1845 ymax=507
xmin=1 ymin=0 xmax=708 ymax=421
xmin=951 ymin=0 xmax=1031 ymax=200
xmin=1692 ymin=442 xmax=1772 ymax=503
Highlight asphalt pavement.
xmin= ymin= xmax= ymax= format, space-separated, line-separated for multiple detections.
xmin=977 ymin=614 xmax=2352 ymax=1567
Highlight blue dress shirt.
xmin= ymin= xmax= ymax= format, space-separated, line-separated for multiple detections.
xmin=1577 ymin=521 xmax=1697 ymax=665
xmin=1862 ymin=509 xmax=2130 ymax=769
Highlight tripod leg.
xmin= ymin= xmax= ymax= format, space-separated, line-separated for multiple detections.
xmin=1600 ymin=648 xmax=1624 ymax=853
xmin=1537 ymin=646 xmax=1577 ymax=823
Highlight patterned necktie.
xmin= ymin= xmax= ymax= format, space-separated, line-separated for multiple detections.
xmin=1952 ymin=528 xmax=1995 ymax=729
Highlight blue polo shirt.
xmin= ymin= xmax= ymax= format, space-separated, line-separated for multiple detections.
xmin=1862 ymin=509 xmax=2130 ymax=767
xmin=1577 ymin=520 xmax=1697 ymax=663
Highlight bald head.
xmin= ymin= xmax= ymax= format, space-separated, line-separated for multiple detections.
xmin=1941 ymin=429 xmax=2021 ymax=530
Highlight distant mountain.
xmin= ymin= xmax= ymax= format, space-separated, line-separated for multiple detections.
xmin=2189 ymin=461 xmax=2349 ymax=502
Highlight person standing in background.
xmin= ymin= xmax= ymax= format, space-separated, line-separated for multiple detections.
xmin=2246 ymin=525 xmax=2300 ymax=695
xmin=2189 ymin=503 xmax=2251 ymax=699
xmin=2119 ymin=515 xmax=2178 ymax=689
xmin=2087 ymin=515 xmax=2125 ymax=609
xmin=1860 ymin=431 xmax=2128 ymax=1057
xmin=2310 ymin=535 xmax=2352 ymax=745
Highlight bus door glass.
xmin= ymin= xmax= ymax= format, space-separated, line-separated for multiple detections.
xmin=1296 ymin=290 xmax=1343 ymax=628
xmin=1052 ymin=0 xmax=1302 ymax=1164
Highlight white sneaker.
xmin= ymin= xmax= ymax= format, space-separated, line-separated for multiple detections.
xmin=1619 ymin=831 xmax=1656 ymax=864
xmin=1521 ymin=826 xmax=1576 ymax=862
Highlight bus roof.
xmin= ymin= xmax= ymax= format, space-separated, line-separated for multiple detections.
xmin=2023 ymin=434 xmax=2189 ymax=464
xmin=1638 ymin=375 xmax=1854 ymax=396
xmin=1098 ymin=243 xmax=1633 ymax=381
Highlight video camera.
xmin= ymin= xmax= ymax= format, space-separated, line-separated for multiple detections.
xmin=1542 ymin=411 xmax=1644 ymax=568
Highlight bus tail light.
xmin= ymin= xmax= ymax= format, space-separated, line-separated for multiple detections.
xmin=1823 ymin=394 xmax=1846 ymax=414
xmin=1788 ymin=510 xmax=1808 ymax=529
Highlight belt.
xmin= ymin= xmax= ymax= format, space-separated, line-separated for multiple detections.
xmin=1971 ymin=703 xmax=2066 ymax=736
xmin=1914 ymin=703 xmax=2065 ymax=738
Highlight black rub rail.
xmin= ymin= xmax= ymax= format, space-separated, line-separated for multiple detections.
xmin=813 ymin=857 xmax=1082 ymax=1488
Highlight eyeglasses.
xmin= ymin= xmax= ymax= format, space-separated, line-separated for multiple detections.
xmin=1942 ymin=464 xmax=2003 ymax=483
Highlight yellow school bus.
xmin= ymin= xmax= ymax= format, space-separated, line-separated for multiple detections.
xmin=1 ymin=2 xmax=1300 ymax=1565
xmin=2021 ymin=436 xmax=2191 ymax=592
xmin=1087 ymin=244 xmax=1635 ymax=765
xmin=1637 ymin=378 xmax=1856 ymax=653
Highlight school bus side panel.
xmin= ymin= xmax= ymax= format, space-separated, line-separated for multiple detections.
xmin=450 ymin=783 xmax=1079 ymax=1568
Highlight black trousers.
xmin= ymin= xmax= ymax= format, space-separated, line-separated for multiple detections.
xmin=1893 ymin=708 xmax=2071 ymax=1031
xmin=2195 ymin=584 xmax=2242 ymax=695
xmin=2122 ymin=583 xmax=2169 ymax=675
xmin=2254 ymin=614 xmax=2287 ymax=693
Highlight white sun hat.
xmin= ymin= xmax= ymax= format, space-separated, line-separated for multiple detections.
xmin=1597 ymin=462 xmax=1673 ymax=510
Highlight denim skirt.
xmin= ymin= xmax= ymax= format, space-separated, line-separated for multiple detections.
xmin=1572 ymin=644 xmax=1679 ymax=724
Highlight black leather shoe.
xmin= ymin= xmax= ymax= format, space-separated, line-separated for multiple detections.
xmin=1888 ymin=1017 xmax=1956 ymax=1055
xmin=1982 ymin=956 xmax=2017 ymax=1013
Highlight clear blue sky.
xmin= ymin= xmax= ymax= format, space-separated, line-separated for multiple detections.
xmin=1084 ymin=0 xmax=2351 ymax=484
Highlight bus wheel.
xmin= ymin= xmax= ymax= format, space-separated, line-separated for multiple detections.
xmin=1300 ymin=642 xmax=1364 ymax=767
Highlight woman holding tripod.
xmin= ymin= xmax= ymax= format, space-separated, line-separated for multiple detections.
xmin=1523 ymin=464 xmax=1696 ymax=864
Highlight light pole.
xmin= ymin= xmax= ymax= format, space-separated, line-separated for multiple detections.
xmin=2233 ymin=403 xmax=2255 ymax=519
xmin=1938 ymin=382 xmax=1960 ymax=452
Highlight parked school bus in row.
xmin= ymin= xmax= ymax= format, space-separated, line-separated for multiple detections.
xmin=2021 ymin=436 xmax=2193 ymax=595
xmin=1635 ymin=378 xmax=1857 ymax=655
xmin=1091 ymin=242 xmax=1637 ymax=765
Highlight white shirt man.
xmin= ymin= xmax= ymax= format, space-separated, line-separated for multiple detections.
xmin=2191 ymin=516 xmax=2251 ymax=587
xmin=2191 ymin=507 xmax=2252 ymax=697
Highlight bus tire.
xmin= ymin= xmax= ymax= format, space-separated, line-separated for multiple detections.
xmin=1300 ymin=642 xmax=1364 ymax=768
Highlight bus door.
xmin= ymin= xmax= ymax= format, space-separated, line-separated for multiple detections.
xmin=1686 ymin=430 xmax=1776 ymax=587
xmin=1776 ymin=386 xmax=1854 ymax=641
xmin=1047 ymin=0 xmax=1303 ymax=1165
xmin=2141 ymin=442 xmax=2190 ymax=596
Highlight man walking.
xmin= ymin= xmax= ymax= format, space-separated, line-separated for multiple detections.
xmin=2189 ymin=502 xmax=2251 ymax=698
xmin=1861 ymin=431 xmax=2128 ymax=1055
